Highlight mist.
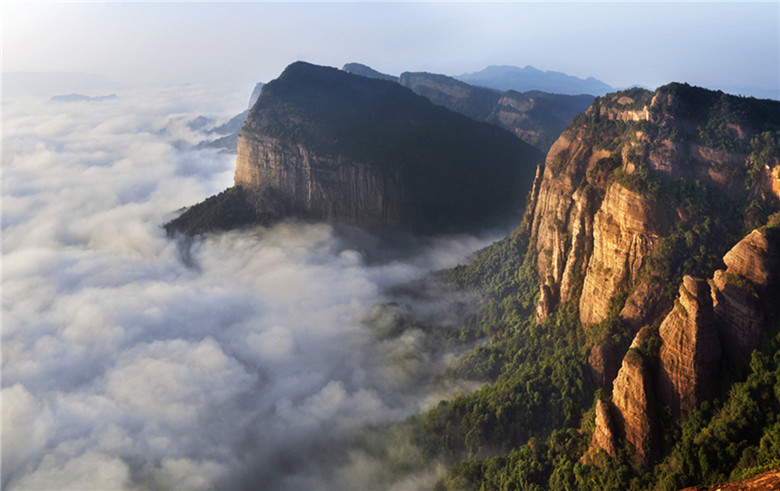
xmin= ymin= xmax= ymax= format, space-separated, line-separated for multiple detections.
xmin=2 ymin=85 xmax=500 ymax=489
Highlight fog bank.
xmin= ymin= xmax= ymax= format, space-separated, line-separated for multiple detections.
xmin=2 ymin=87 xmax=499 ymax=489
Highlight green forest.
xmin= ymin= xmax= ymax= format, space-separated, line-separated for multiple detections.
xmin=397 ymin=85 xmax=780 ymax=489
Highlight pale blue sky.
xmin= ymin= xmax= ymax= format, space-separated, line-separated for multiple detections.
xmin=4 ymin=2 xmax=779 ymax=97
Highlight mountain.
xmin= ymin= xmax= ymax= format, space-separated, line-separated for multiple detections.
xmin=409 ymin=83 xmax=780 ymax=488
xmin=247 ymin=81 xmax=265 ymax=108
xmin=196 ymin=82 xmax=265 ymax=152
xmin=456 ymin=64 xmax=614 ymax=96
xmin=341 ymin=62 xmax=397 ymax=82
xmin=167 ymin=61 xmax=543 ymax=235
xmin=398 ymin=71 xmax=593 ymax=151
xmin=50 ymin=93 xmax=118 ymax=102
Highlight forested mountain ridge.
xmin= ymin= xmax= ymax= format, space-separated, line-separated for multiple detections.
xmin=396 ymin=71 xmax=593 ymax=151
xmin=411 ymin=83 xmax=780 ymax=489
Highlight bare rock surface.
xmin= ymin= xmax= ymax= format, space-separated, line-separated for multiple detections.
xmin=657 ymin=276 xmax=721 ymax=422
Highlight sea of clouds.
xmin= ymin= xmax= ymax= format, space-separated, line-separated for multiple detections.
xmin=2 ymin=85 xmax=500 ymax=489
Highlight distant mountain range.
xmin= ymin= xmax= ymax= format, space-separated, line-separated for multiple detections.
xmin=456 ymin=65 xmax=614 ymax=95
xmin=199 ymin=63 xmax=598 ymax=154
xmin=3 ymin=72 xmax=120 ymax=98
xmin=340 ymin=62 xmax=615 ymax=96
xmin=342 ymin=63 xmax=595 ymax=151
xmin=51 ymin=93 xmax=118 ymax=102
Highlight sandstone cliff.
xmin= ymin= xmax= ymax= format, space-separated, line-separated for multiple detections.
xmin=610 ymin=331 xmax=659 ymax=468
xmin=590 ymin=226 xmax=780 ymax=468
xmin=526 ymin=85 xmax=780 ymax=383
xmin=168 ymin=62 xmax=543 ymax=235
xmin=532 ymin=85 xmax=780 ymax=469
xmin=657 ymin=276 xmax=721 ymax=422
xmin=712 ymin=228 xmax=780 ymax=365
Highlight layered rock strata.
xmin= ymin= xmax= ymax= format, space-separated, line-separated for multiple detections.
xmin=657 ymin=276 xmax=721 ymax=422
xmin=610 ymin=331 xmax=659 ymax=468
xmin=591 ymin=227 xmax=780 ymax=467
xmin=579 ymin=182 xmax=663 ymax=327
xmin=712 ymin=229 xmax=780 ymax=365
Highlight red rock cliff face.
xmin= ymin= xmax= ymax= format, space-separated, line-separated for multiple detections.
xmin=235 ymin=131 xmax=407 ymax=228
xmin=527 ymin=87 xmax=777 ymax=330
xmin=530 ymin=134 xmax=604 ymax=306
xmin=712 ymin=229 xmax=780 ymax=365
xmin=529 ymin=84 xmax=780 ymax=468
xmin=595 ymin=227 xmax=779 ymax=466
xmin=526 ymin=86 xmax=778 ymax=394
xmin=657 ymin=276 xmax=721 ymax=422
xmin=610 ymin=331 xmax=659 ymax=469
xmin=578 ymin=182 xmax=664 ymax=327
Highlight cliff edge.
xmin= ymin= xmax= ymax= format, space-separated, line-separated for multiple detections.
xmin=167 ymin=62 xmax=543 ymax=235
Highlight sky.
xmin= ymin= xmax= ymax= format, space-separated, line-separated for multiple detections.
xmin=3 ymin=1 xmax=779 ymax=98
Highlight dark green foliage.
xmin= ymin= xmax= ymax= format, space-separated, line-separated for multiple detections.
xmin=642 ymin=178 xmax=744 ymax=301
xmin=437 ymin=320 xmax=780 ymax=491
xmin=651 ymin=84 xmax=780 ymax=153
xmin=410 ymin=83 xmax=780 ymax=490
xmin=444 ymin=230 xmax=531 ymax=304
xmin=411 ymin=233 xmax=592 ymax=468
xmin=399 ymin=72 xmax=501 ymax=122
xmin=652 ymin=318 xmax=780 ymax=489
xmin=164 ymin=186 xmax=287 ymax=236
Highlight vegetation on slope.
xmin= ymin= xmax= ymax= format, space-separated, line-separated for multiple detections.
xmin=404 ymin=86 xmax=780 ymax=489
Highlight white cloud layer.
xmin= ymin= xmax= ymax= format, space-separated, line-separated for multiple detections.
xmin=2 ymin=86 xmax=498 ymax=489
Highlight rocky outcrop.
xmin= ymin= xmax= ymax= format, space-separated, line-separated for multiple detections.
xmin=170 ymin=62 xmax=543 ymax=235
xmin=525 ymin=83 xmax=779 ymax=342
xmin=530 ymin=134 xmax=605 ymax=303
xmin=611 ymin=336 xmax=659 ymax=469
xmin=523 ymin=82 xmax=780 ymax=470
xmin=583 ymin=399 xmax=618 ymax=465
xmin=535 ymin=284 xmax=555 ymax=323
xmin=601 ymin=227 xmax=779 ymax=466
xmin=234 ymin=135 xmax=407 ymax=227
xmin=722 ymin=230 xmax=778 ymax=287
xmin=588 ymin=342 xmax=627 ymax=388
xmin=712 ymin=229 xmax=780 ymax=365
xmin=680 ymin=468 xmax=780 ymax=491
xmin=619 ymin=278 xmax=667 ymax=330
xmin=657 ymin=276 xmax=721 ymax=422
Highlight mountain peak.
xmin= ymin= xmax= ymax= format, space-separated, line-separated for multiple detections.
xmin=168 ymin=61 xmax=543 ymax=236
xmin=341 ymin=62 xmax=397 ymax=82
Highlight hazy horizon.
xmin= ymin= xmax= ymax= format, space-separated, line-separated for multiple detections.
xmin=4 ymin=2 xmax=779 ymax=99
